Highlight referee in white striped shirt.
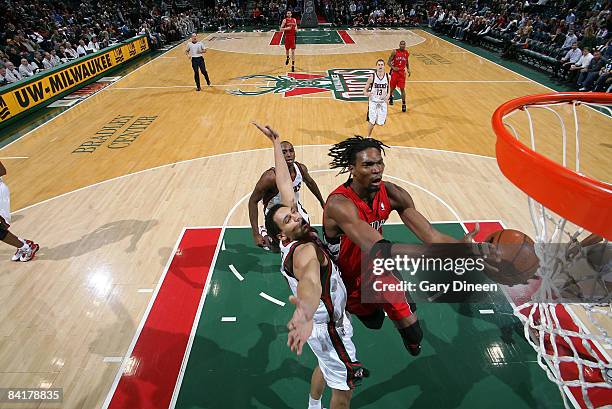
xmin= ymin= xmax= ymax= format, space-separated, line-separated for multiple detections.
xmin=186 ymin=33 xmax=211 ymax=91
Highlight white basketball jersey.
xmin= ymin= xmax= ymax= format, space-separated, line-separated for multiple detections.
xmin=369 ymin=72 xmax=389 ymax=104
xmin=0 ymin=178 xmax=11 ymax=224
xmin=280 ymin=236 xmax=348 ymax=325
xmin=265 ymin=162 xmax=303 ymax=212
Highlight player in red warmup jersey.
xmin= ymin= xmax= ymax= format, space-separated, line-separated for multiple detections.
xmin=280 ymin=10 xmax=298 ymax=72
xmin=387 ymin=40 xmax=411 ymax=112
xmin=323 ymin=136 xmax=482 ymax=356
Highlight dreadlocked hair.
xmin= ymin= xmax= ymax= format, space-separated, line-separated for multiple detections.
xmin=328 ymin=136 xmax=389 ymax=174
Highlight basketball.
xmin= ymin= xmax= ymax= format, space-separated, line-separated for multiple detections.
xmin=484 ymin=229 xmax=540 ymax=286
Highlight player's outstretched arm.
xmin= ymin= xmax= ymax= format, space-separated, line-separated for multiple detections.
xmin=287 ymin=243 xmax=321 ymax=355
xmin=298 ymin=163 xmax=326 ymax=208
xmin=252 ymin=122 xmax=295 ymax=209
xmin=327 ymin=193 xmax=479 ymax=260
xmin=386 ymin=182 xmax=476 ymax=243
xmin=386 ymin=182 xmax=459 ymax=243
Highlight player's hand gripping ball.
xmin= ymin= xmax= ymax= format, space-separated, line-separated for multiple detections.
xmin=482 ymin=229 xmax=540 ymax=286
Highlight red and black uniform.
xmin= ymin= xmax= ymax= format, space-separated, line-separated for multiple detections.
xmin=390 ymin=49 xmax=409 ymax=90
xmin=283 ymin=18 xmax=297 ymax=50
xmin=324 ymin=180 xmax=413 ymax=321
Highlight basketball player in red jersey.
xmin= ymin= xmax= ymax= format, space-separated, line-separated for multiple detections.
xmin=280 ymin=10 xmax=298 ymax=72
xmin=388 ymin=40 xmax=411 ymax=112
xmin=323 ymin=136 xmax=483 ymax=356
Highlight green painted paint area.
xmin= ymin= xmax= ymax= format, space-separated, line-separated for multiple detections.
xmin=174 ymin=224 xmax=562 ymax=409
xmin=282 ymin=30 xmax=344 ymax=45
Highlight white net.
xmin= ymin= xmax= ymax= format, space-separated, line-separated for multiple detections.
xmin=502 ymin=99 xmax=612 ymax=409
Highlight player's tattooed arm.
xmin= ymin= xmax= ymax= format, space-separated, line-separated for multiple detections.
xmin=248 ymin=170 xmax=275 ymax=246
xmin=287 ymin=243 xmax=322 ymax=355
xmin=298 ymin=163 xmax=326 ymax=208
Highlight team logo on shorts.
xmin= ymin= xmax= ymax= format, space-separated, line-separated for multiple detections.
xmin=228 ymin=69 xmax=400 ymax=102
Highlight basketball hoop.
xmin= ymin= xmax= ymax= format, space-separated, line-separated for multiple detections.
xmin=492 ymin=92 xmax=612 ymax=409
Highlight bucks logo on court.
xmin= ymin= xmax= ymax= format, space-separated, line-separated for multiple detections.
xmin=228 ymin=69 xmax=400 ymax=101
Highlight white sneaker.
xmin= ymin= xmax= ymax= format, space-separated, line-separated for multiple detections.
xmin=19 ymin=240 xmax=39 ymax=262
xmin=11 ymin=246 xmax=25 ymax=261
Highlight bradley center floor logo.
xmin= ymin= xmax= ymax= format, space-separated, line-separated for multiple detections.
xmin=228 ymin=69 xmax=400 ymax=101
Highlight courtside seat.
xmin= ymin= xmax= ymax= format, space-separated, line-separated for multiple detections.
xmin=481 ymin=30 xmax=504 ymax=51
xmin=518 ymin=40 xmax=558 ymax=72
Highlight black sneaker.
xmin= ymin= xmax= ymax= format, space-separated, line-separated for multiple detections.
xmin=291 ymin=64 xmax=295 ymax=72
xmin=389 ymin=96 xmax=394 ymax=105
xmin=196 ymin=87 xmax=201 ymax=91
xmin=285 ymin=57 xmax=289 ymax=65
xmin=402 ymin=103 xmax=406 ymax=112
xmin=407 ymin=343 xmax=421 ymax=356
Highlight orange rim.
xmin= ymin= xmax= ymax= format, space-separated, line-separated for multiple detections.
xmin=492 ymin=92 xmax=612 ymax=240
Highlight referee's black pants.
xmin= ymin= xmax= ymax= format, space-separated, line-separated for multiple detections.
xmin=192 ymin=56 xmax=210 ymax=89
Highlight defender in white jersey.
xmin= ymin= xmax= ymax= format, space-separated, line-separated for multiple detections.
xmin=248 ymin=140 xmax=326 ymax=250
xmin=264 ymin=162 xmax=308 ymax=221
xmin=252 ymin=122 xmax=368 ymax=409
xmin=364 ymin=59 xmax=390 ymax=138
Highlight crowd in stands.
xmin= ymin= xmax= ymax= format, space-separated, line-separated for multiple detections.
xmin=2 ymin=0 xmax=610 ymax=92
xmin=315 ymin=0 xmax=610 ymax=91
xmin=318 ymin=0 xmax=424 ymax=27
xmin=203 ymin=1 xmax=290 ymax=30
xmin=207 ymin=0 xmax=425 ymax=30
xmin=1 ymin=0 xmax=201 ymax=86
xmin=210 ymin=0 xmax=611 ymax=92
xmin=430 ymin=1 xmax=611 ymax=91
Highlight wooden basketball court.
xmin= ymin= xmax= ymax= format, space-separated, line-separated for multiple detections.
xmin=0 ymin=28 xmax=609 ymax=409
